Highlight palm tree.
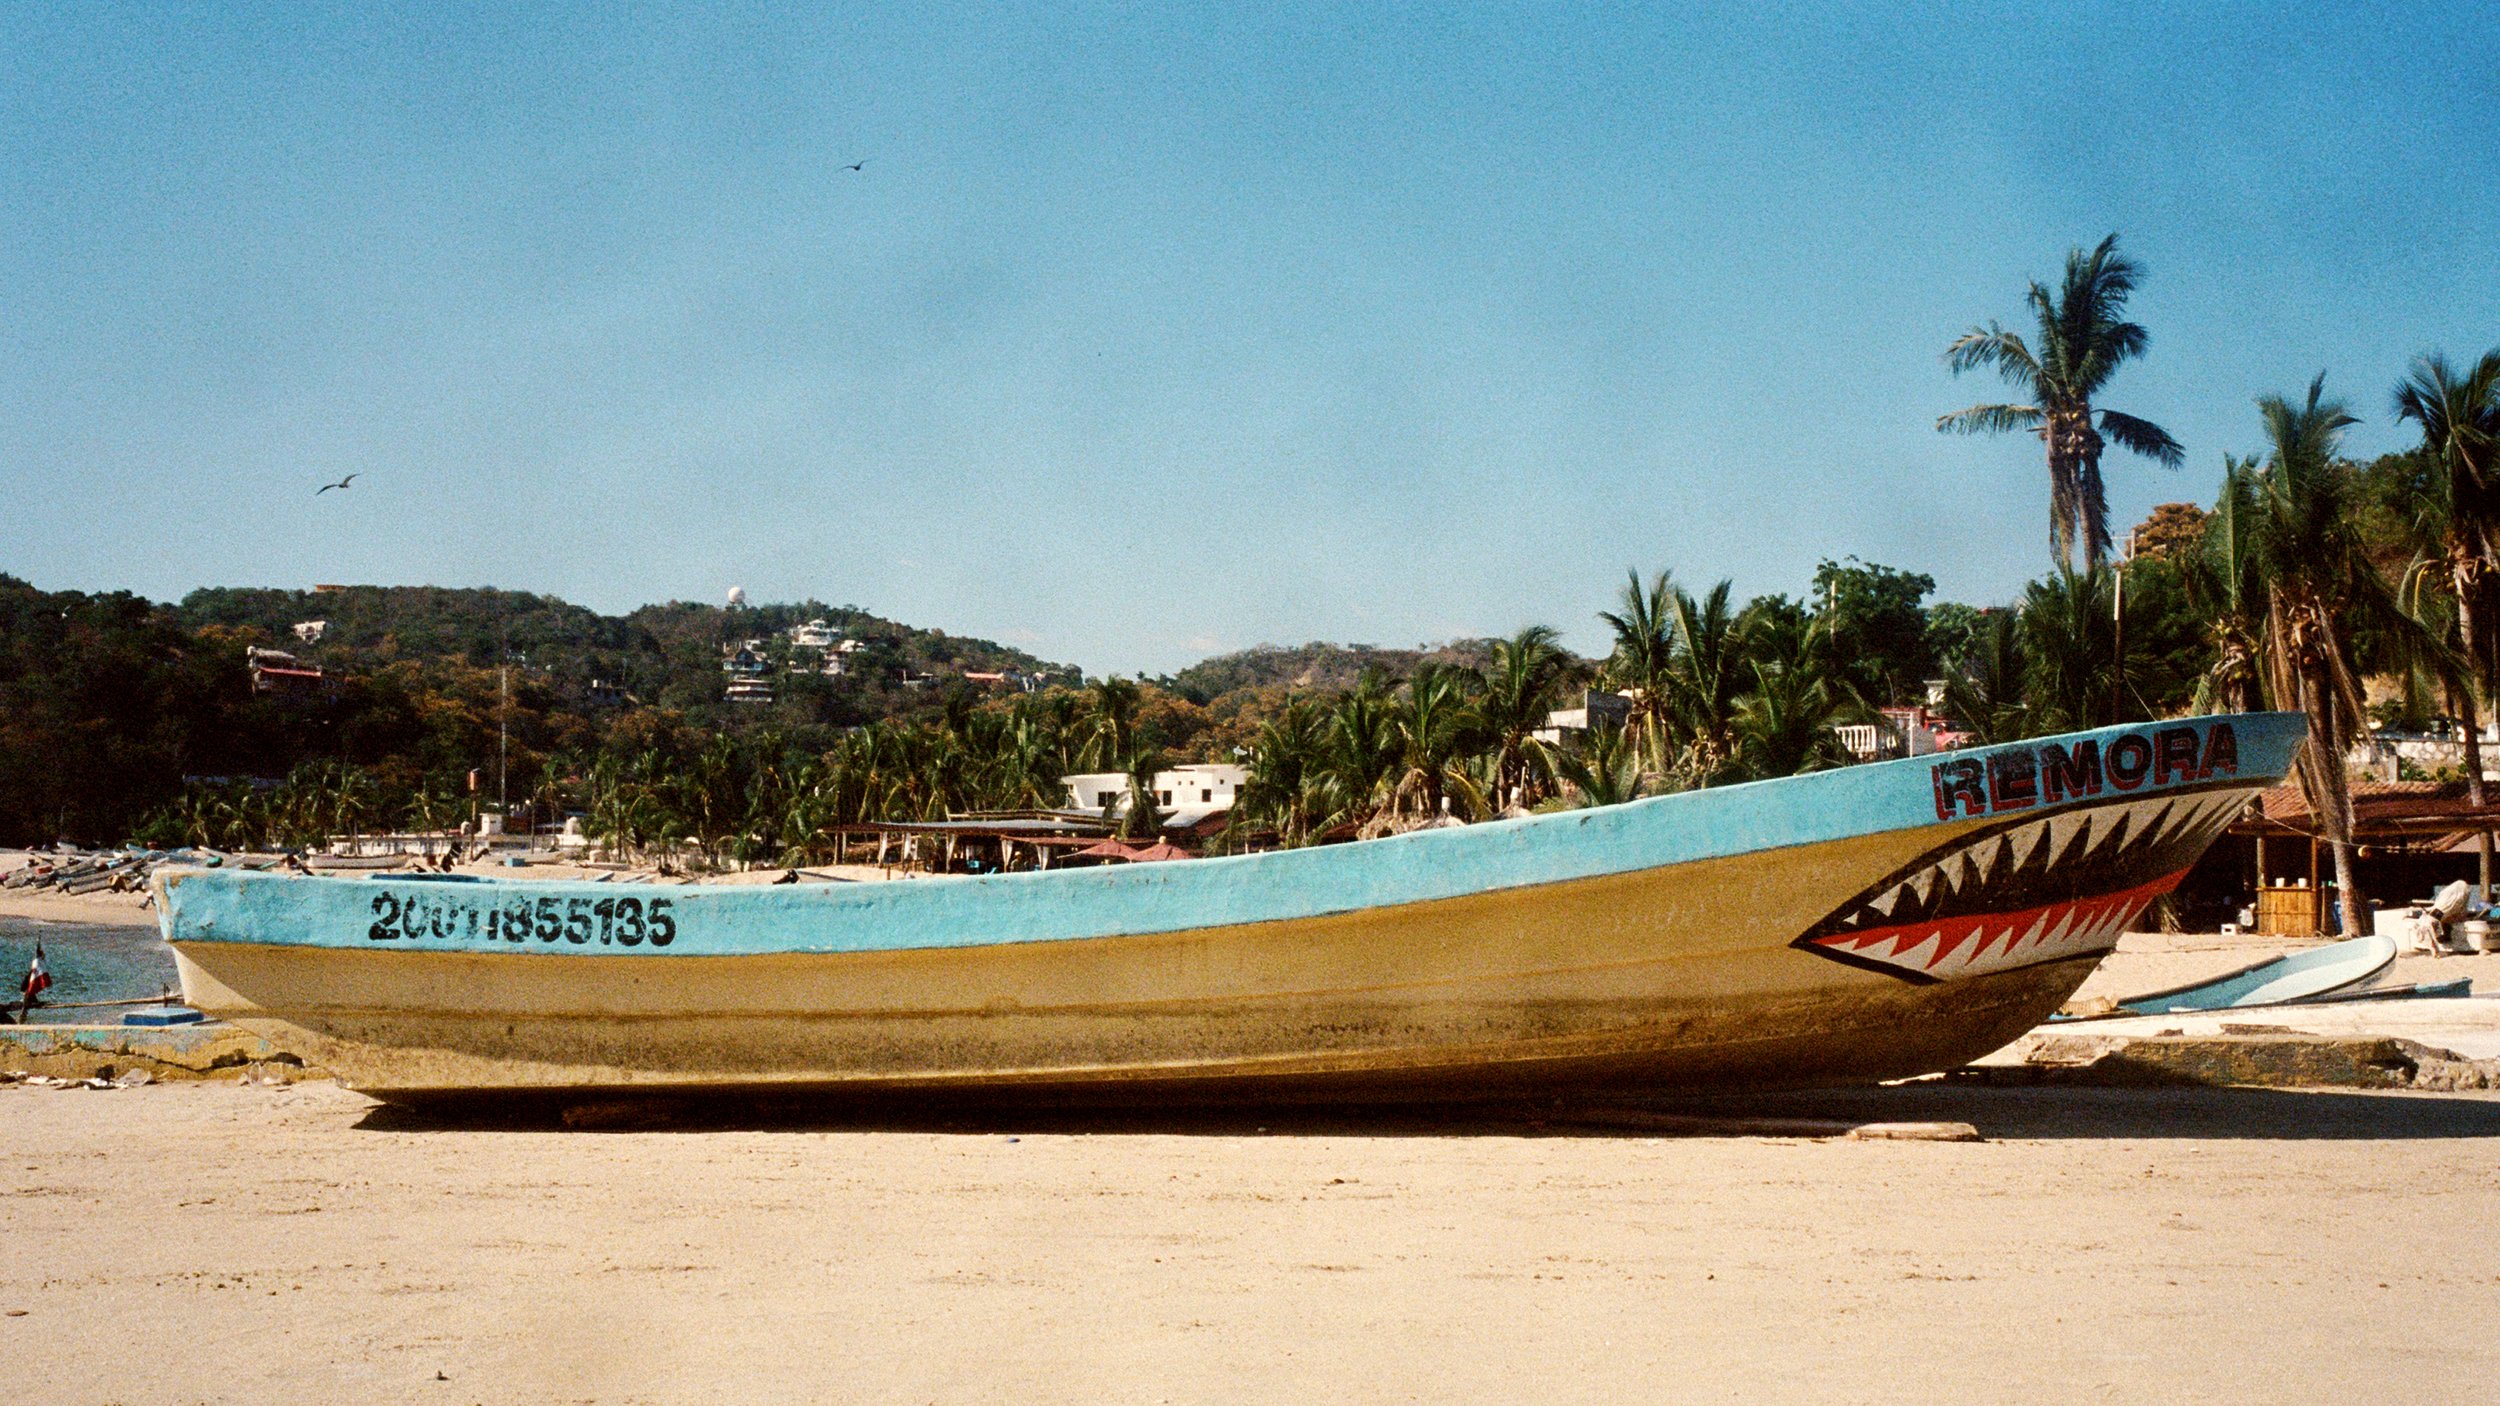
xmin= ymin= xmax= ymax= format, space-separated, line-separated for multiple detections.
xmin=1938 ymin=234 xmax=2184 ymax=567
xmin=2018 ymin=564 xmax=2126 ymax=732
xmin=1323 ymin=680 xmax=1402 ymax=831
xmin=1730 ymin=657 xmax=1859 ymax=779
xmin=1598 ymin=570 xmax=1679 ymax=774
xmin=1229 ymin=698 xmax=1334 ymax=848
xmin=1381 ymin=664 xmax=1487 ymax=827
xmin=1941 ymin=609 xmax=2031 ymax=743
xmin=2187 ymin=458 xmax=2269 ymax=713
xmin=1725 ymin=612 xmax=1863 ymax=779
xmin=1664 ymin=580 xmax=1746 ymax=785
xmin=2245 ymin=375 xmax=2390 ymax=934
xmin=1477 ymin=625 xmax=1576 ymax=811
xmin=1545 ymin=723 xmax=1651 ymax=809
xmin=1117 ymin=743 xmax=1167 ymax=841
xmin=1081 ymin=677 xmax=1142 ymax=770
xmin=2391 ymin=349 xmax=2500 ymax=899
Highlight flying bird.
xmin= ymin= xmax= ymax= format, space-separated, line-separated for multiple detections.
xmin=315 ymin=473 xmax=359 ymax=495
xmin=842 ymin=160 xmax=866 ymax=172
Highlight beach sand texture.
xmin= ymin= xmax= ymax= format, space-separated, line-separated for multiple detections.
xmin=5 ymin=1079 xmax=2499 ymax=1405
xmin=9 ymin=881 xmax=2500 ymax=1401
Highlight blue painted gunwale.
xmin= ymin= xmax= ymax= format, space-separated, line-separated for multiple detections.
xmin=161 ymin=714 xmax=2306 ymax=959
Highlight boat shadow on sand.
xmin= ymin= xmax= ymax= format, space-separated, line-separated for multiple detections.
xmin=350 ymin=1083 xmax=2500 ymax=1142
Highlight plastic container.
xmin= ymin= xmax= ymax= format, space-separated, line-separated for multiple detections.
xmin=2464 ymin=919 xmax=2497 ymax=955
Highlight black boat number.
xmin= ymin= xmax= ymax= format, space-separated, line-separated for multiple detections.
xmin=367 ymin=891 xmax=677 ymax=948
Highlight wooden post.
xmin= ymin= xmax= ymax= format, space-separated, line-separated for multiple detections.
xmin=2309 ymin=838 xmax=2321 ymax=934
xmin=2254 ymin=834 xmax=2267 ymax=892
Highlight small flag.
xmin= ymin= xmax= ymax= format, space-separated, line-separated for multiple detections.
xmin=22 ymin=944 xmax=52 ymax=1003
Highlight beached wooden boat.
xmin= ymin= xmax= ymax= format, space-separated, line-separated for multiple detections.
xmin=156 ymin=714 xmax=2303 ymax=1104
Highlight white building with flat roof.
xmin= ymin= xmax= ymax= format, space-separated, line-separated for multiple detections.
xmin=1062 ymin=764 xmax=1248 ymax=817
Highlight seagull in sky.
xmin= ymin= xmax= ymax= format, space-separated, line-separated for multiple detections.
xmin=315 ymin=473 xmax=358 ymax=495
xmin=842 ymin=159 xmax=866 ymax=172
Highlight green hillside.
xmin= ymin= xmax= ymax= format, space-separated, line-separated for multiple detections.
xmin=0 ymin=578 xmax=1078 ymax=846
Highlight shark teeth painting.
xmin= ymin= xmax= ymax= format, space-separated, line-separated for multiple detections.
xmin=1791 ymin=786 xmax=2253 ymax=984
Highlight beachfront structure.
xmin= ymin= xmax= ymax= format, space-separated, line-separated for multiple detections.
xmin=1062 ymin=764 xmax=1247 ymax=823
xmin=1834 ymin=706 xmax=1950 ymax=763
xmin=1532 ymin=690 xmax=1633 ymax=746
xmin=2204 ymin=779 xmax=2500 ymax=938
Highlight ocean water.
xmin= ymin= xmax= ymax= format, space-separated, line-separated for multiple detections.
xmin=0 ymin=916 xmax=180 ymax=1023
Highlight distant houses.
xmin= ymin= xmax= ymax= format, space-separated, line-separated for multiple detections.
xmin=1835 ymin=704 xmax=1952 ymax=763
xmin=246 ymin=645 xmax=325 ymax=695
xmin=962 ymin=668 xmax=1047 ymax=692
xmin=786 ymin=619 xmax=866 ymax=676
xmin=721 ymin=641 xmax=774 ymax=705
xmin=715 ymin=618 xmax=1047 ymax=702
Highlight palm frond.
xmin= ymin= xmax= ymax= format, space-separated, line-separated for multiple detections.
xmin=1942 ymin=324 xmax=2039 ymax=381
xmin=1935 ymin=403 xmax=2043 ymax=436
xmin=2097 ymin=408 xmax=2184 ymax=468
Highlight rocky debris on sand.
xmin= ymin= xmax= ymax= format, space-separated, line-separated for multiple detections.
xmin=1972 ymin=1031 xmax=2500 ymax=1090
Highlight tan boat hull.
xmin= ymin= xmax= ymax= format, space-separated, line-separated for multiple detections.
xmin=170 ymin=824 xmax=2092 ymax=1101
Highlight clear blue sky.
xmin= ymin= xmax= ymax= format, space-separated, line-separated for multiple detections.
xmin=6 ymin=3 xmax=2495 ymax=674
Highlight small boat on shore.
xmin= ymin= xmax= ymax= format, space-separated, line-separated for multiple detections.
xmin=156 ymin=714 xmax=2304 ymax=1105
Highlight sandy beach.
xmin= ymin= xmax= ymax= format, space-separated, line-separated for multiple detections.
xmin=10 ymin=883 xmax=2500 ymax=1402
xmin=3 ymin=1078 xmax=2498 ymax=1405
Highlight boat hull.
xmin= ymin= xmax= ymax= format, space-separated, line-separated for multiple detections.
xmin=160 ymin=715 xmax=2305 ymax=1102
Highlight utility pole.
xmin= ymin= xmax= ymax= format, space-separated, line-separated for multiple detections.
xmin=2112 ymin=528 xmax=2136 ymax=723
xmin=498 ymin=659 xmax=509 ymax=819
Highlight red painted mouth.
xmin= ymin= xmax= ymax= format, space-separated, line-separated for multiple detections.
xmin=1793 ymin=787 xmax=2250 ymax=983
xmin=1804 ymin=868 xmax=2189 ymax=980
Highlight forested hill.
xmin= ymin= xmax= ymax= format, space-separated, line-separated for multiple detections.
xmin=171 ymin=586 xmax=1074 ymax=716
xmin=0 ymin=577 xmax=1078 ymax=845
xmin=1164 ymin=640 xmax=1506 ymax=702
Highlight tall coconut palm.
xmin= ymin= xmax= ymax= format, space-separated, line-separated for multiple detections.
xmin=1938 ymin=234 xmax=2185 ymax=567
xmin=2187 ymin=458 xmax=2269 ymax=713
xmin=1598 ymin=569 xmax=1679 ymax=774
xmin=1664 ymin=580 xmax=1747 ymax=785
xmin=2391 ymin=348 xmax=2500 ymax=899
xmin=2245 ymin=375 xmax=2390 ymax=934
